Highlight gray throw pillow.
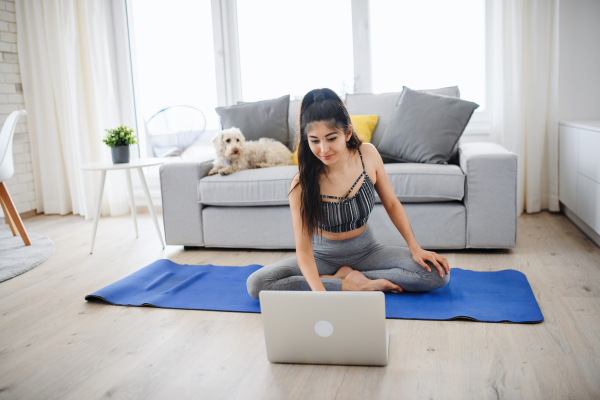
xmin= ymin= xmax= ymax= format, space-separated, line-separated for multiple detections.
xmin=345 ymin=86 xmax=460 ymax=148
xmin=377 ymin=86 xmax=479 ymax=164
xmin=415 ymin=86 xmax=460 ymax=98
xmin=418 ymin=87 xmax=461 ymax=165
xmin=216 ymin=94 xmax=290 ymax=145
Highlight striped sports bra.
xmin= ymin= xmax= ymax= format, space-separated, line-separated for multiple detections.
xmin=318 ymin=148 xmax=375 ymax=233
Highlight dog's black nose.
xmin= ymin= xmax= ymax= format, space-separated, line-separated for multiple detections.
xmin=233 ymin=150 xmax=238 ymax=154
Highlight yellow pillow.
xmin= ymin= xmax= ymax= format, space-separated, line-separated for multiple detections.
xmin=292 ymin=115 xmax=379 ymax=165
xmin=350 ymin=114 xmax=379 ymax=143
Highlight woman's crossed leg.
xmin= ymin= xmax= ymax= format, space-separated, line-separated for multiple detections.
xmin=246 ymin=244 xmax=449 ymax=299
xmin=345 ymin=244 xmax=450 ymax=292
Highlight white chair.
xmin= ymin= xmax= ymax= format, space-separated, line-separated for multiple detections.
xmin=0 ymin=110 xmax=30 ymax=246
xmin=145 ymin=105 xmax=206 ymax=158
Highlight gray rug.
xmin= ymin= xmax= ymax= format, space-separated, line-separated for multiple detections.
xmin=0 ymin=229 xmax=55 ymax=283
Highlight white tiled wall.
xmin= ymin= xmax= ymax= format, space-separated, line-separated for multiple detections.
xmin=0 ymin=0 xmax=36 ymax=219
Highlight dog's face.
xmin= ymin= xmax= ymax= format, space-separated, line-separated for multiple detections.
xmin=213 ymin=128 xmax=246 ymax=158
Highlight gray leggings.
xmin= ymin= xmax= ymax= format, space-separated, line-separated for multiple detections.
xmin=246 ymin=223 xmax=450 ymax=299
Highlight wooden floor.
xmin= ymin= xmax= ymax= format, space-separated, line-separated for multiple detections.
xmin=1 ymin=211 xmax=599 ymax=399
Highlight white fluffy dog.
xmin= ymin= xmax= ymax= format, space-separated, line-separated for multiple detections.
xmin=209 ymin=127 xmax=294 ymax=175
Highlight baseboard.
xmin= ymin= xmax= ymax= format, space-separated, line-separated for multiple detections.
xmin=560 ymin=202 xmax=600 ymax=249
xmin=1 ymin=207 xmax=161 ymax=226
xmin=0 ymin=209 xmax=38 ymax=224
xmin=135 ymin=205 xmax=162 ymax=214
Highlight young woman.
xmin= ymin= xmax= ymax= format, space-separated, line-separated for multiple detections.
xmin=246 ymin=88 xmax=450 ymax=299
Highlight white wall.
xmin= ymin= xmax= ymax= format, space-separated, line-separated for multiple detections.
xmin=463 ymin=0 xmax=600 ymax=144
xmin=558 ymin=0 xmax=600 ymax=121
xmin=0 ymin=0 xmax=35 ymax=221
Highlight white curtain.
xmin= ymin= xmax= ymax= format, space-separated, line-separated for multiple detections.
xmin=490 ymin=0 xmax=560 ymax=216
xmin=15 ymin=0 xmax=137 ymax=219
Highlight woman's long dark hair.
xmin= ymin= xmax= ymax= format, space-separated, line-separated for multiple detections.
xmin=289 ymin=88 xmax=363 ymax=239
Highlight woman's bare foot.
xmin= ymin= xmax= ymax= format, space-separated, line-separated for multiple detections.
xmin=320 ymin=266 xmax=354 ymax=279
xmin=341 ymin=270 xmax=403 ymax=293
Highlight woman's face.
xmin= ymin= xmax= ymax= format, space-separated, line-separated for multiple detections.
xmin=306 ymin=121 xmax=352 ymax=166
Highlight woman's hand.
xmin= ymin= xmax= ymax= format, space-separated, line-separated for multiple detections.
xmin=410 ymin=246 xmax=450 ymax=278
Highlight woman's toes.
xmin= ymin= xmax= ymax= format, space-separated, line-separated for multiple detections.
xmin=390 ymin=283 xmax=403 ymax=293
xmin=370 ymin=279 xmax=403 ymax=293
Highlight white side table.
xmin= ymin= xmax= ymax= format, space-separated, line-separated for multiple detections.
xmin=81 ymin=158 xmax=166 ymax=254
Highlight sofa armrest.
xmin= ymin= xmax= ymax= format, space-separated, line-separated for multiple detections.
xmin=459 ymin=142 xmax=517 ymax=248
xmin=160 ymin=161 xmax=213 ymax=246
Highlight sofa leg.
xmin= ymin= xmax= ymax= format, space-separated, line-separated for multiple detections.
xmin=183 ymin=246 xmax=204 ymax=251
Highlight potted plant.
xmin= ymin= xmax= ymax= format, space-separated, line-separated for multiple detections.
xmin=102 ymin=124 xmax=138 ymax=164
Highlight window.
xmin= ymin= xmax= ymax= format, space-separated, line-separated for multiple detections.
xmin=236 ymin=0 xmax=354 ymax=101
xmin=129 ymin=0 xmax=220 ymax=157
xmin=370 ymin=0 xmax=486 ymax=110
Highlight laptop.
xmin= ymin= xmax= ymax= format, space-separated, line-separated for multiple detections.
xmin=259 ymin=291 xmax=390 ymax=366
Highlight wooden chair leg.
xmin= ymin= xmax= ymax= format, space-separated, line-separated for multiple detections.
xmin=0 ymin=195 xmax=18 ymax=236
xmin=0 ymin=182 xmax=31 ymax=246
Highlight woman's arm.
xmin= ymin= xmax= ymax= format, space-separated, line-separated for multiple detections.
xmin=363 ymin=144 xmax=450 ymax=277
xmin=382 ymin=199 xmax=419 ymax=251
xmin=289 ymin=176 xmax=327 ymax=291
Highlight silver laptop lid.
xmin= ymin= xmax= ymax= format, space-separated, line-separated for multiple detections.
xmin=259 ymin=291 xmax=388 ymax=366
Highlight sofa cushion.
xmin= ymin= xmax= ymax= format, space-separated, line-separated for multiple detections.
xmin=198 ymin=163 xmax=464 ymax=206
xmin=216 ymin=94 xmax=290 ymax=145
xmin=345 ymin=86 xmax=460 ymax=149
xmin=376 ymin=163 xmax=465 ymax=203
xmin=349 ymin=114 xmax=379 ymax=143
xmin=345 ymin=92 xmax=400 ymax=149
xmin=377 ymin=87 xmax=478 ymax=164
xmin=198 ymin=165 xmax=299 ymax=206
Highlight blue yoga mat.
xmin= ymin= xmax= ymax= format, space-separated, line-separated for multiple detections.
xmin=85 ymin=259 xmax=543 ymax=323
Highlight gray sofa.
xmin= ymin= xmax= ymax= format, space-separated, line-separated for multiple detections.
xmin=160 ymin=97 xmax=518 ymax=250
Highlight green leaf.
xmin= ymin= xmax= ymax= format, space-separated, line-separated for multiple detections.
xmin=102 ymin=124 xmax=138 ymax=148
